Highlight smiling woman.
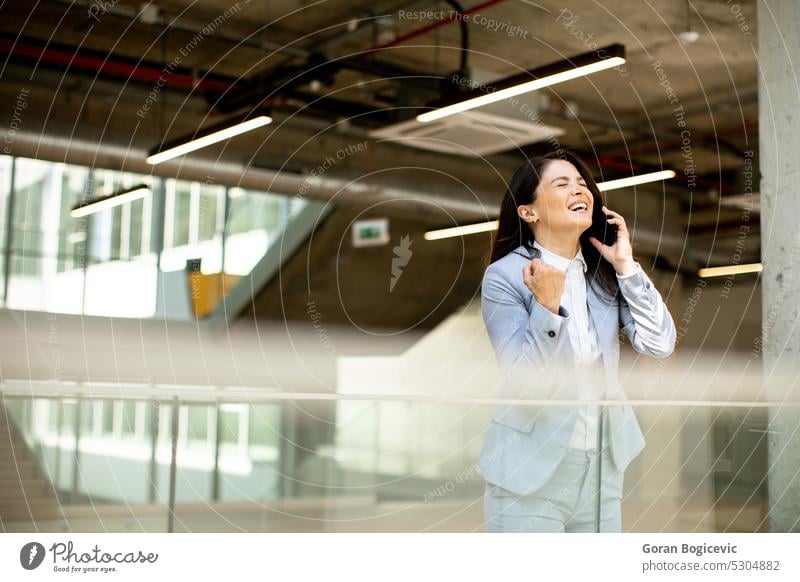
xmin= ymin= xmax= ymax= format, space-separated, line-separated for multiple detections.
xmin=486 ymin=150 xmax=624 ymax=299
xmin=477 ymin=149 xmax=677 ymax=533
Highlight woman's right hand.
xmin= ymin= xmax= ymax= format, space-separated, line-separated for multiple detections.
xmin=522 ymin=258 xmax=566 ymax=314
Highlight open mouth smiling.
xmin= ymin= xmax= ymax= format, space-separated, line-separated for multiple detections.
xmin=568 ymin=201 xmax=590 ymax=213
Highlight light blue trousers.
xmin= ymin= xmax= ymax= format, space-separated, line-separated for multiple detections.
xmin=483 ymin=445 xmax=624 ymax=532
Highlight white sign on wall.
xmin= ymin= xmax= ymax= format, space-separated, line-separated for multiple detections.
xmin=352 ymin=218 xmax=389 ymax=247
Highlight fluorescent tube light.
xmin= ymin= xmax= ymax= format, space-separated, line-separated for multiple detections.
xmin=424 ymin=168 xmax=676 ymax=241
xmin=417 ymin=45 xmax=626 ymax=123
xmin=70 ymin=184 xmax=151 ymax=218
xmin=698 ymin=263 xmax=762 ymax=278
xmin=146 ymin=115 xmax=272 ymax=165
xmin=597 ymin=170 xmax=676 ymax=191
xmin=424 ymin=220 xmax=498 ymax=241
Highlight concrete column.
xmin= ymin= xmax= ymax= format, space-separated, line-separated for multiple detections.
xmin=758 ymin=0 xmax=800 ymax=533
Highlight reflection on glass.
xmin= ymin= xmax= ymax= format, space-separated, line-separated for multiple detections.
xmin=0 ymin=395 xmax=785 ymax=532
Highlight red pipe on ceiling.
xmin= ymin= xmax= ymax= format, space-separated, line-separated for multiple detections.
xmin=0 ymin=36 xmax=231 ymax=93
xmin=3 ymin=1 xmax=509 ymax=95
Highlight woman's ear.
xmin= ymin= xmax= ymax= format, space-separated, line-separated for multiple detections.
xmin=517 ymin=204 xmax=539 ymax=224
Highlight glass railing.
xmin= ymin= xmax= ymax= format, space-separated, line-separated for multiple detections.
xmin=1 ymin=386 xmax=795 ymax=533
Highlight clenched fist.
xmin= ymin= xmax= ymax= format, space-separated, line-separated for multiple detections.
xmin=522 ymin=258 xmax=566 ymax=315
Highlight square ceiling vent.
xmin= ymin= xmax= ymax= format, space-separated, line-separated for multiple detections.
xmin=369 ymin=110 xmax=565 ymax=157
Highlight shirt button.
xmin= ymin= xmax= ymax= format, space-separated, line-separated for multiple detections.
xmin=547 ymin=330 xmax=556 ymax=338
xmin=646 ymin=282 xmax=651 ymax=289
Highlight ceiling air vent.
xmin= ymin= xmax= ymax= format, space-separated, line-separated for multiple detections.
xmin=369 ymin=110 xmax=565 ymax=157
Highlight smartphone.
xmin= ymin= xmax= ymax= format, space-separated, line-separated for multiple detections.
xmin=587 ymin=212 xmax=619 ymax=247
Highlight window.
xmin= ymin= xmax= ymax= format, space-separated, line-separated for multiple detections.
xmin=0 ymin=155 xmax=304 ymax=318
xmin=80 ymin=401 xmax=95 ymax=435
xmin=248 ymin=403 xmax=280 ymax=449
xmin=224 ymin=188 xmax=295 ymax=275
xmin=219 ymin=404 xmax=247 ymax=452
xmin=10 ymin=157 xmax=47 ymax=278
xmin=121 ymin=400 xmax=138 ymax=438
xmin=161 ymin=179 xmax=225 ymax=274
xmin=7 ymin=159 xmax=88 ymax=312
xmin=83 ymin=169 xmax=158 ymax=317
xmin=101 ymin=401 xmax=115 ymax=435
xmin=60 ymin=400 xmax=78 ymax=437
xmin=47 ymin=400 xmax=61 ymax=434
xmin=185 ymin=405 xmax=212 ymax=447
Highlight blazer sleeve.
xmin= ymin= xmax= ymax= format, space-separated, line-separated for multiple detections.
xmin=481 ymin=263 xmax=573 ymax=397
xmin=616 ymin=262 xmax=676 ymax=358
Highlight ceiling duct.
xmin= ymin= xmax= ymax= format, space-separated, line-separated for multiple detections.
xmin=369 ymin=108 xmax=564 ymax=157
xmin=369 ymin=68 xmax=564 ymax=157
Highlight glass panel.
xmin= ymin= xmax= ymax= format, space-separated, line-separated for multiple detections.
xmin=216 ymin=403 xmax=281 ymax=502
xmin=83 ymin=168 xmax=158 ymax=318
xmin=198 ymin=182 xmax=224 ymax=243
xmin=7 ymin=158 xmax=88 ymax=313
xmin=186 ymin=405 xmax=210 ymax=446
xmin=10 ymin=158 xmax=47 ymax=276
xmin=2 ymin=393 xmax=794 ymax=533
xmin=248 ymin=403 xmax=280 ymax=456
xmin=120 ymin=400 xmax=138 ymax=438
xmin=101 ymin=400 xmax=115 ymax=435
xmin=160 ymin=179 xmax=224 ymax=274
xmin=620 ymin=405 xmax=770 ymax=533
xmin=224 ymin=188 xmax=298 ymax=276
xmin=0 ymin=396 xmax=170 ymax=531
xmin=173 ymin=403 xmax=213 ymax=503
xmin=0 ymin=156 xmax=312 ymax=318
xmin=153 ymin=400 xmax=176 ymax=505
xmin=219 ymin=407 xmax=242 ymax=446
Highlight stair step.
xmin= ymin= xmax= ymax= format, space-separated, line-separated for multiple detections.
xmin=0 ymin=498 xmax=59 ymax=512
xmin=0 ymin=498 xmax=59 ymax=508
xmin=0 ymin=459 xmax=39 ymax=467
xmin=0 ymin=508 xmax=62 ymax=521
xmin=0 ymin=483 xmax=54 ymax=497
xmin=0 ymin=481 xmax=54 ymax=490
xmin=0 ymin=458 xmax=50 ymax=470
xmin=0 ymin=475 xmax=53 ymax=485
xmin=0 ymin=457 xmax=39 ymax=471
xmin=0 ymin=498 xmax=61 ymax=508
xmin=0 ymin=464 xmax=42 ymax=478
xmin=0 ymin=494 xmax=57 ymax=505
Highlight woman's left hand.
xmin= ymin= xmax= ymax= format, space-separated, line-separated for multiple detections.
xmin=588 ymin=206 xmax=637 ymax=276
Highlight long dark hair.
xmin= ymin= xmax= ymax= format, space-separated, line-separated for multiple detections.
xmin=486 ymin=150 xmax=623 ymax=303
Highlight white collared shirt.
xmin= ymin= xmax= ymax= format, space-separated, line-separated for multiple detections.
xmin=532 ymin=240 xmax=604 ymax=450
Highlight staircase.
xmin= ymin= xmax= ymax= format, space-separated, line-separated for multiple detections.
xmin=0 ymin=405 xmax=61 ymax=527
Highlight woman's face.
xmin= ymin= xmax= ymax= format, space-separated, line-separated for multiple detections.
xmin=519 ymin=159 xmax=594 ymax=237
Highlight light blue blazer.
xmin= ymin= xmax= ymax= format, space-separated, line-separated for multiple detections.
xmin=476 ymin=244 xmax=676 ymax=496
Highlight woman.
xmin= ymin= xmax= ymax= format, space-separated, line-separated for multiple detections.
xmin=477 ymin=150 xmax=676 ymax=533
